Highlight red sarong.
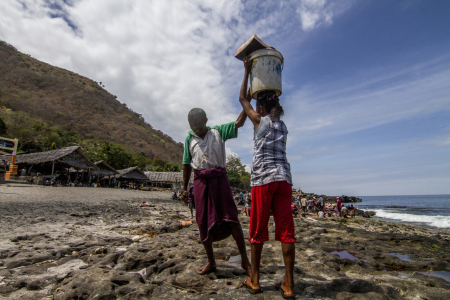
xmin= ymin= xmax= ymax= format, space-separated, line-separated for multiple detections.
xmin=194 ymin=167 xmax=240 ymax=243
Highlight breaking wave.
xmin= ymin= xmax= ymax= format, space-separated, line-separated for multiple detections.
xmin=373 ymin=209 xmax=450 ymax=228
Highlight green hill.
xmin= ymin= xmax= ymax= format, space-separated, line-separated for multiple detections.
xmin=0 ymin=40 xmax=183 ymax=167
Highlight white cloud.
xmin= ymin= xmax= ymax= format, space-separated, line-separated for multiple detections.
xmin=296 ymin=0 xmax=352 ymax=32
xmin=0 ymin=0 xmax=356 ymax=143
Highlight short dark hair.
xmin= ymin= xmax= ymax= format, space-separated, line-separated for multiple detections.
xmin=188 ymin=108 xmax=207 ymax=120
xmin=256 ymin=91 xmax=284 ymax=119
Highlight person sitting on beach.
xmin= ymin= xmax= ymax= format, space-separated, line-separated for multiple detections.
xmin=238 ymin=57 xmax=296 ymax=298
xmin=341 ymin=205 xmax=348 ymax=218
xmin=181 ymin=107 xmax=251 ymax=276
xmin=292 ymin=204 xmax=299 ymax=218
xmin=348 ymin=204 xmax=355 ymax=218
xmin=172 ymin=191 xmax=178 ymax=199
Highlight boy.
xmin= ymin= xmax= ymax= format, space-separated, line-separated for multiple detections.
xmin=181 ymin=107 xmax=251 ymax=275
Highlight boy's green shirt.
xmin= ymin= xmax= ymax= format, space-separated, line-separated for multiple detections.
xmin=182 ymin=121 xmax=238 ymax=165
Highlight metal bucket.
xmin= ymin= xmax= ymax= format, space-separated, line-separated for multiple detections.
xmin=249 ymin=48 xmax=283 ymax=99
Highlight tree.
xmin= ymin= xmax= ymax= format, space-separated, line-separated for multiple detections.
xmin=103 ymin=142 xmax=132 ymax=170
xmin=226 ymin=154 xmax=246 ymax=175
xmin=131 ymin=152 xmax=152 ymax=169
xmin=164 ymin=162 xmax=180 ymax=172
xmin=0 ymin=117 xmax=7 ymax=134
xmin=153 ymin=158 xmax=167 ymax=168
xmin=227 ymin=169 xmax=243 ymax=189
xmin=226 ymin=154 xmax=250 ymax=191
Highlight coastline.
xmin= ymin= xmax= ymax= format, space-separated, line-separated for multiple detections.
xmin=1 ymin=184 xmax=449 ymax=299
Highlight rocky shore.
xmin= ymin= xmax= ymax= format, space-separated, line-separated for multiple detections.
xmin=0 ymin=184 xmax=449 ymax=299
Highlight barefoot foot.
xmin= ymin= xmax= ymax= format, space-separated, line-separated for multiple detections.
xmin=197 ymin=262 xmax=216 ymax=275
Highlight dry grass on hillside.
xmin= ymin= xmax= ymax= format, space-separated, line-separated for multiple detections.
xmin=0 ymin=41 xmax=183 ymax=163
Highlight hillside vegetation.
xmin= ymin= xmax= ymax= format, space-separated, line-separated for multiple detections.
xmin=0 ymin=40 xmax=183 ymax=167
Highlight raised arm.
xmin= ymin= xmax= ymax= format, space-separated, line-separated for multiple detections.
xmin=236 ymin=94 xmax=252 ymax=129
xmin=239 ymin=57 xmax=261 ymax=130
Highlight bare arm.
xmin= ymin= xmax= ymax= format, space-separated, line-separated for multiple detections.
xmin=235 ymin=108 xmax=247 ymax=129
xmin=239 ymin=57 xmax=261 ymax=130
xmin=181 ymin=164 xmax=192 ymax=204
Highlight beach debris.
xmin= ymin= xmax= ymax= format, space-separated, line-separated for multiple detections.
xmin=35 ymin=260 xmax=56 ymax=266
xmin=128 ymin=227 xmax=157 ymax=237
xmin=137 ymin=201 xmax=154 ymax=207
xmin=94 ymin=247 xmax=107 ymax=255
xmin=178 ymin=220 xmax=193 ymax=226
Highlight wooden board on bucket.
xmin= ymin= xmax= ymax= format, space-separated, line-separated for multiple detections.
xmin=235 ymin=34 xmax=273 ymax=61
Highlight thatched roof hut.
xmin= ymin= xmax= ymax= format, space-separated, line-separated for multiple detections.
xmin=144 ymin=171 xmax=194 ymax=185
xmin=93 ymin=160 xmax=118 ymax=176
xmin=0 ymin=146 xmax=96 ymax=171
xmin=116 ymin=166 xmax=147 ymax=180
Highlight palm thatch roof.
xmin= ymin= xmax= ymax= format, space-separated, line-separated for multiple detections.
xmin=93 ymin=160 xmax=119 ymax=176
xmin=144 ymin=171 xmax=193 ymax=184
xmin=0 ymin=146 xmax=96 ymax=169
xmin=116 ymin=166 xmax=147 ymax=180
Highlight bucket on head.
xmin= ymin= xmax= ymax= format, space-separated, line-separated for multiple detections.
xmin=249 ymin=48 xmax=283 ymax=99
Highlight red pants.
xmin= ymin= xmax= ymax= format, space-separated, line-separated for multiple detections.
xmin=249 ymin=181 xmax=296 ymax=244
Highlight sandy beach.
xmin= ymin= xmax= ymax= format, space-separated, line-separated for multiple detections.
xmin=0 ymin=184 xmax=449 ymax=299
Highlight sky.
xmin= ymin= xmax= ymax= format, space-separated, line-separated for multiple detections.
xmin=1 ymin=0 xmax=449 ymax=196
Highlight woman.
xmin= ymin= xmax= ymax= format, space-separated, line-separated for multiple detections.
xmin=239 ymin=57 xmax=296 ymax=299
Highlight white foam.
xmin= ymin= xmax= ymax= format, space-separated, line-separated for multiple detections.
xmin=373 ymin=209 xmax=450 ymax=228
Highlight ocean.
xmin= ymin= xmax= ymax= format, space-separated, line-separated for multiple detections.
xmin=353 ymin=194 xmax=450 ymax=233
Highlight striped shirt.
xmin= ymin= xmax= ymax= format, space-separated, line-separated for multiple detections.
xmin=251 ymin=116 xmax=292 ymax=187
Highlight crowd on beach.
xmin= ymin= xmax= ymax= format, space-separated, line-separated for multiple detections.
xmin=238 ymin=192 xmax=355 ymax=219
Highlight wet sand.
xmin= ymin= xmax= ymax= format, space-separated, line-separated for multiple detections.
xmin=0 ymin=184 xmax=449 ymax=299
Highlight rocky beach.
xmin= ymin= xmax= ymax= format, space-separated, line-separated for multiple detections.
xmin=1 ymin=184 xmax=449 ymax=299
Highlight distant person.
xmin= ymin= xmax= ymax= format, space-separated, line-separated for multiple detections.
xmin=341 ymin=205 xmax=348 ymax=218
xmin=238 ymin=57 xmax=296 ymax=298
xmin=292 ymin=204 xmax=299 ymax=218
xmin=181 ymin=107 xmax=251 ymax=276
xmin=244 ymin=199 xmax=251 ymax=216
xmin=307 ymin=199 xmax=313 ymax=212
xmin=317 ymin=197 xmax=324 ymax=211
xmin=337 ymin=197 xmax=342 ymax=217
xmin=301 ymin=197 xmax=307 ymax=213
xmin=172 ymin=191 xmax=178 ymax=199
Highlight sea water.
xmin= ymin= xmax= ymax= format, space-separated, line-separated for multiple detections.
xmin=354 ymin=195 xmax=450 ymax=232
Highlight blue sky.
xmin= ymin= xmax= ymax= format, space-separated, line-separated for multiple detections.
xmin=0 ymin=0 xmax=449 ymax=195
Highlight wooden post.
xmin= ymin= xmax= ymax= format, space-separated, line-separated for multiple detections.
xmin=51 ymin=161 xmax=55 ymax=176
xmin=5 ymin=138 xmax=19 ymax=180
xmin=88 ymin=168 xmax=91 ymax=185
